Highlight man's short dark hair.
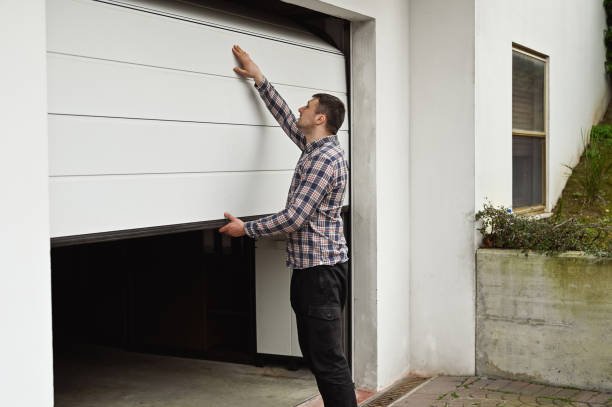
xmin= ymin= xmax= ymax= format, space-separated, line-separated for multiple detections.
xmin=312 ymin=93 xmax=345 ymax=135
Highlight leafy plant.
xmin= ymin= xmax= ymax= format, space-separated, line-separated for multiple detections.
xmin=476 ymin=202 xmax=610 ymax=256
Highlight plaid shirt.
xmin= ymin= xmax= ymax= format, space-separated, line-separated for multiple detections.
xmin=244 ymin=79 xmax=349 ymax=269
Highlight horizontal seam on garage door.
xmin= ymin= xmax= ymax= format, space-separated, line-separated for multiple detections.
xmin=47 ymin=114 xmax=351 ymax=132
xmin=47 ymin=51 xmax=347 ymax=95
xmin=49 ymin=169 xmax=297 ymax=178
xmin=93 ymin=0 xmax=343 ymax=56
xmin=48 ymin=112 xmax=351 ymax=133
xmin=46 ymin=113 xmax=286 ymax=127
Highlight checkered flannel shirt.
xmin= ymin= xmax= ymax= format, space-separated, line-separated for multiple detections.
xmin=243 ymin=78 xmax=349 ymax=269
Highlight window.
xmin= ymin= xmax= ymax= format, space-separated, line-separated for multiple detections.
xmin=512 ymin=47 xmax=547 ymax=210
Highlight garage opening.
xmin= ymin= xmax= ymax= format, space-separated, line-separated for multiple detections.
xmin=51 ymin=229 xmax=322 ymax=406
xmin=51 ymin=213 xmax=350 ymax=406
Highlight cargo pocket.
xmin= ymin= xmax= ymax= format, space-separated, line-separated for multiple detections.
xmin=306 ymin=306 xmax=343 ymax=361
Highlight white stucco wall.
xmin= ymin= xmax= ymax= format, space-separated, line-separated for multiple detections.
xmin=408 ymin=0 xmax=476 ymax=376
xmin=370 ymin=0 xmax=412 ymax=389
xmin=475 ymin=0 xmax=609 ymax=211
xmin=0 ymin=1 xmax=54 ymax=407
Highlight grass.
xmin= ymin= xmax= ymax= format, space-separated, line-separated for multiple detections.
xmin=552 ymin=124 xmax=612 ymax=253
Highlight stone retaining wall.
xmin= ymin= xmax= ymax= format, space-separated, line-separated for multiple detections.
xmin=476 ymin=249 xmax=612 ymax=391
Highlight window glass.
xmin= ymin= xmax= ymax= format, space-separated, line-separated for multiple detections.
xmin=512 ymin=136 xmax=544 ymax=207
xmin=512 ymin=52 xmax=545 ymax=132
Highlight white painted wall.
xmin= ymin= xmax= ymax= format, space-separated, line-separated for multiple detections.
xmin=0 ymin=1 xmax=54 ymax=407
xmin=408 ymin=0 xmax=476 ymax=376
xmin=475 ymin=0 xmax=609 ymax=211
xmin=371 ymin=0 xmax=413 ymax=388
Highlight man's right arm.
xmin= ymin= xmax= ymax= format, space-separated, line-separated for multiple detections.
xmin=232 ymin=44 xmax=306 ymax=151
xmin=254 ymin=78 xmax=306 ymax=151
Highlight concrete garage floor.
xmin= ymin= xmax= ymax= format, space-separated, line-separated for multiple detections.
xmin=54 ymin=346 xmax=319 ymax=407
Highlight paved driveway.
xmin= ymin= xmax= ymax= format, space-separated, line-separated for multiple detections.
xmin=392 ymin=376 xmax=611 ymax=407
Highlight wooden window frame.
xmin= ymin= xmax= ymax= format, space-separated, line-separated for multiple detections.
xmin=512 ymin=45 xmax=549 ymax=213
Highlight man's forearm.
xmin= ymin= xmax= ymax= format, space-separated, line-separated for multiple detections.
xmin=244 ymin=208 xmax=304 ymax=239
xmin=254 ymin=78 xmax=306 ymax=150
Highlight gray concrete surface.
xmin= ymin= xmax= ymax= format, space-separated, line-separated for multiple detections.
xmin=392 ymin=376 xmax=612 ymax=407
xmin=476 ymin=249 xmax=612 ymax=391
xmin=54 ymin=346 xmax=318 ymax=407
xmin=350 ymin=17 xmax=379 ymax=391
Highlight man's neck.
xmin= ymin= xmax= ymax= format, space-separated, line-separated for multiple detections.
xmin=305 ymin=131 xmax=333 ymax=145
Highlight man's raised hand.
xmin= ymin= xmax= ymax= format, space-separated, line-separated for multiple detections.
xmin=232 ymin=44 xmax=265 ymax=85
xmin=218 ymin=212 xmax=246 ymax=238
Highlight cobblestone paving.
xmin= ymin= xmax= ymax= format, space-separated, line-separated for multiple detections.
xmin=392 ymin=376 xmax=612 ymax=407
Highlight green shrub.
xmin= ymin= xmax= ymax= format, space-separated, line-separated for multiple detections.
xmin=475 ymin=202 xmax=610 ymax=256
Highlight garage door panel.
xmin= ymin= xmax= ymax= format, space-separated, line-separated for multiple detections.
xmin=49 ymin=116 xmax=349 ymax=176
xmin=50 ymin=115 xmax=296 ymax=175
xmin=49 ymin=171 xmax=295 ymax=237
xmin=48 ymin=0 xmax=346 ymax=93
xmin=47 ymin=53 xmax=349 ymax=131
xmin=51 ymin=171 xmax=349 ymax=237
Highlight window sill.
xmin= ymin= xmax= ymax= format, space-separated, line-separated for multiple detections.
xmin=512 ymin=205 xmax=553 ymax=219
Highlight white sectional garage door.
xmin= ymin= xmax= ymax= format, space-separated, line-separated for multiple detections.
xmin=47 ymin=0 xmax=349 ymax=238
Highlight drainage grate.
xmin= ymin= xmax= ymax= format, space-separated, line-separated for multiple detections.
xmin=360 ymin=376 xmax=429 ymax=407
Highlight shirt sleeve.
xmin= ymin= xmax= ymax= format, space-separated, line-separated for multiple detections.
xmin=244 ymin=156 xmax=335 ymax=239
xmin=255 ymin=78 xmax=306 ymax=151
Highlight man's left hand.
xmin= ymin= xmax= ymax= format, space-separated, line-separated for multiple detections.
xmin=218 ymin=212 xmax=246 ymax=237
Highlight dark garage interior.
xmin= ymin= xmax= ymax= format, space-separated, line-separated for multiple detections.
xmin=50 ymin=230 xmax=321 ymax=407
xmin=51 ymin=230 xmax=256 ymax=365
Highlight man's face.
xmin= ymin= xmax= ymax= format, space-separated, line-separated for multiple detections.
xmin=297 ymin=98 xmax=325 ymax=130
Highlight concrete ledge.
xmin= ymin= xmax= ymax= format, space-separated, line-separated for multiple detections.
xmin=476 ymin=249 xmax=612 ymax=391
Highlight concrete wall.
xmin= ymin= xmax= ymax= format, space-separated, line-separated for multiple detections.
xmin=476 ymin=249 xmax=612 ymax=392
xmin=475 ymin=0 xmax=609 ymax=211
xmin=349 ymin=19 xmax=379 ymax=390
xmin=0 ymin=1 xmax=54 ymax=407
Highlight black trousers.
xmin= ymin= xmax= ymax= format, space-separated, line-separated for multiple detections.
xmin=290 ymin=262 xmax=358 ymax=407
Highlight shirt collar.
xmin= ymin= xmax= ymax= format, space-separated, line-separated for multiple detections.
xmin=305 ymin=135 xmax=338 ymax=153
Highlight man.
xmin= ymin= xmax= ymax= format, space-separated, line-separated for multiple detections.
xmin=219 ymin=45 xmax=356 ymax=407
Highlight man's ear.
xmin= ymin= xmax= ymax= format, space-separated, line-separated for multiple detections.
xmin=315 ymin=113 xmax=327 ymax=126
